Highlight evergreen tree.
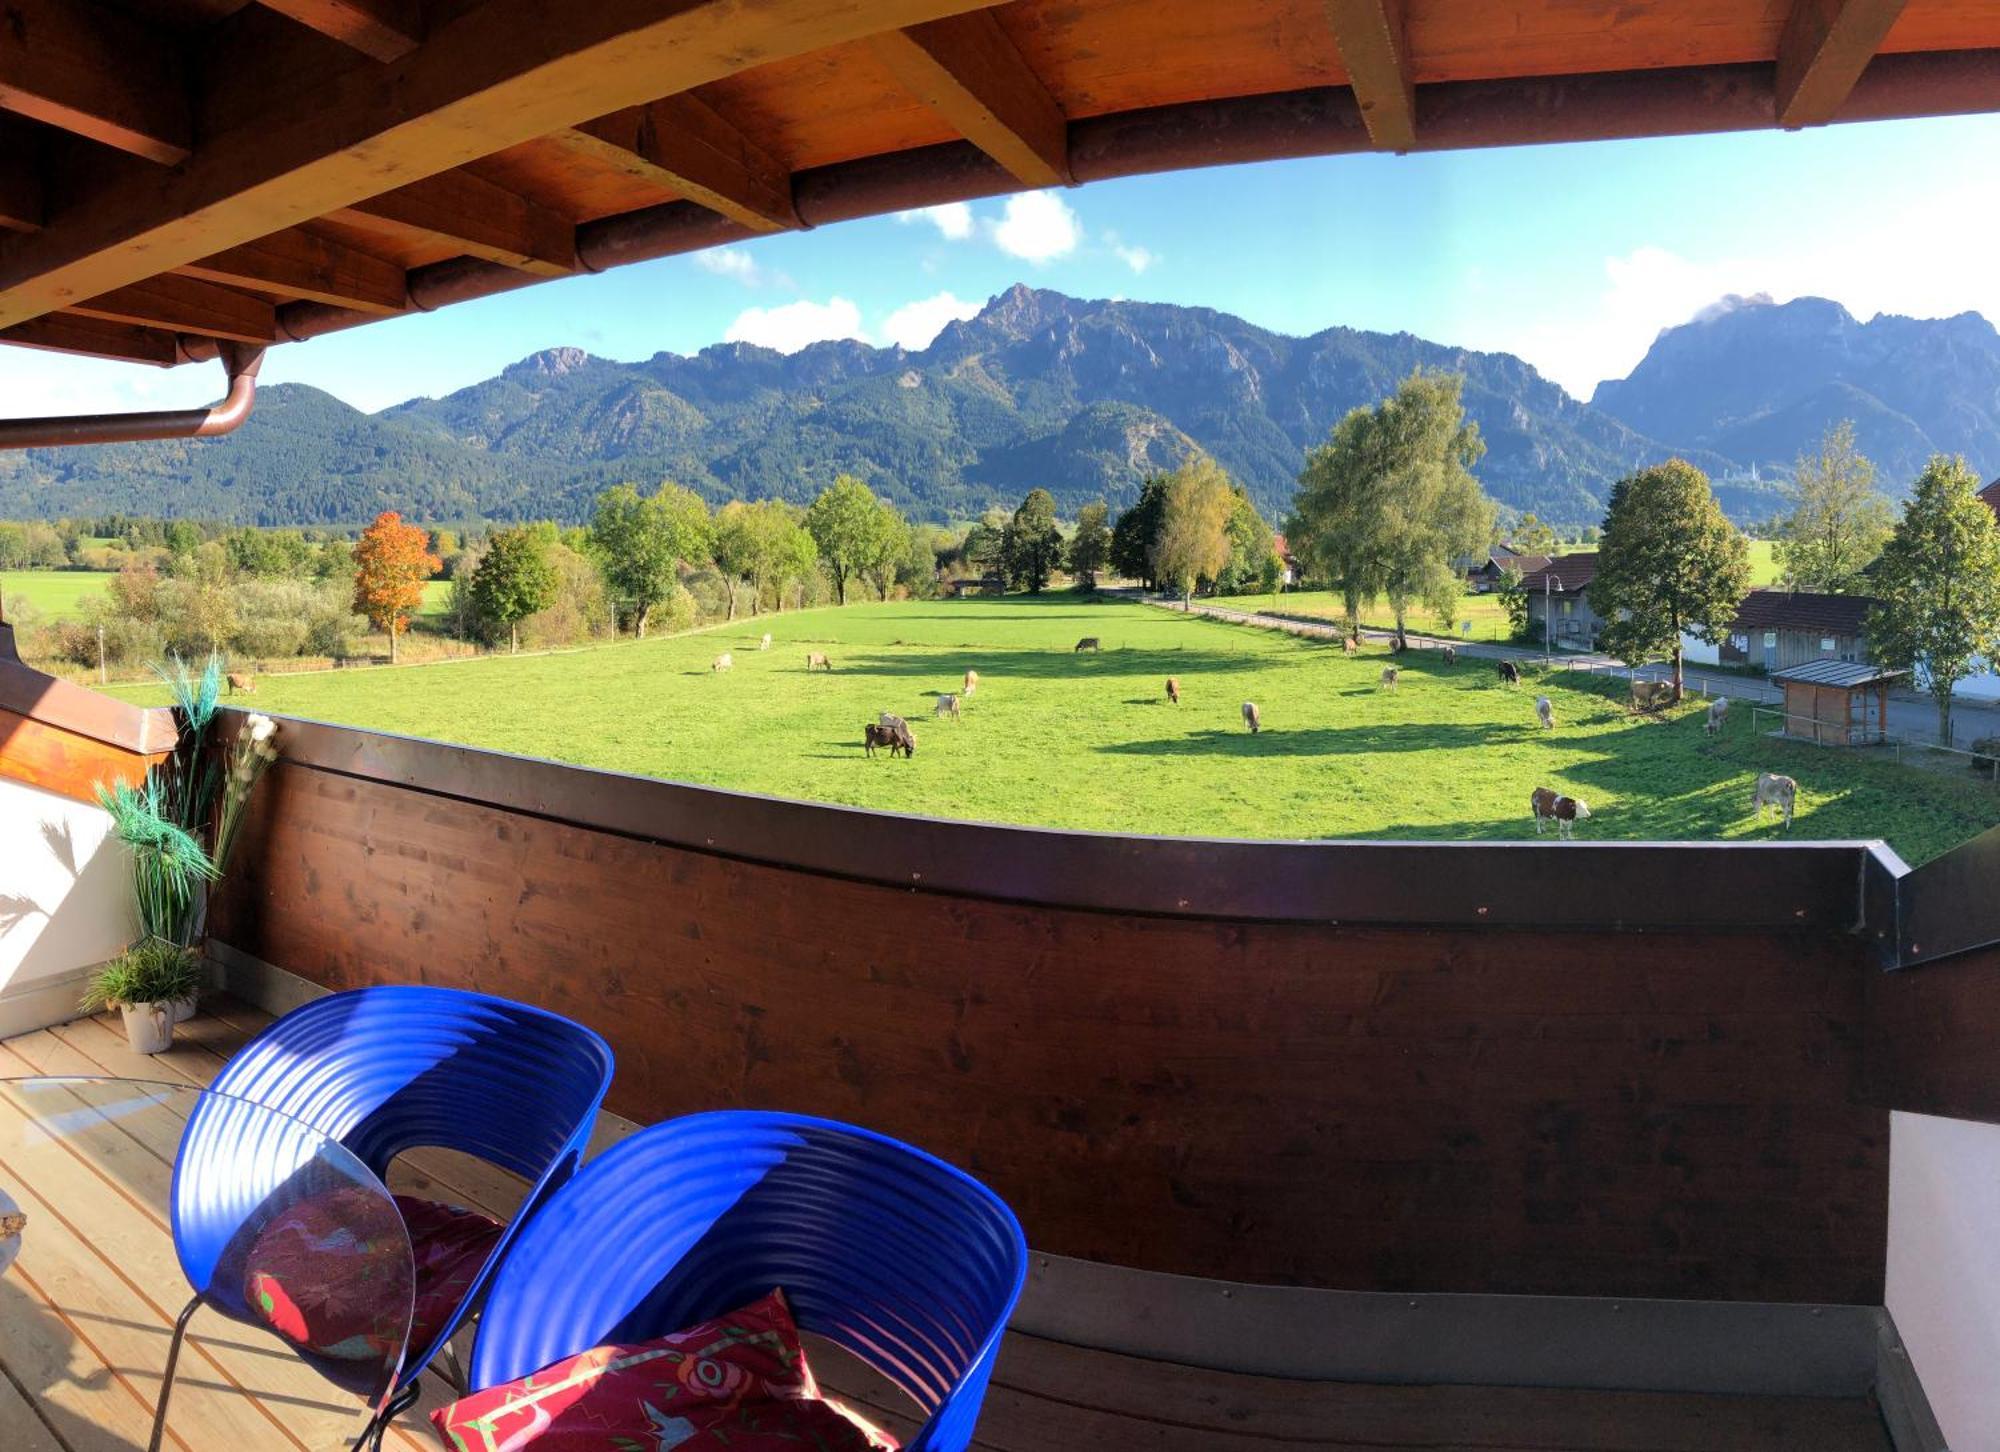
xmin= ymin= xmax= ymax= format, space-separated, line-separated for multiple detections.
xmin=1591 ymin=459 xmax=1752 ymax=700
xmin=1109 ymin=476 xmax=1169 ymax=588
xmin=1868 ymin=455 xmax=2000 ymax=745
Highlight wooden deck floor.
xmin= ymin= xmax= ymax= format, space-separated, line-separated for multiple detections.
xmin=0 ymin=999 xmax=1894 ymax=1452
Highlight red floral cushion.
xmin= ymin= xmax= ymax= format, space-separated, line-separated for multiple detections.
xmin=245 ymin=1193 xmax=502 ymax=1367
xmin=428 ymin=1289 xmax=897 ymax=1451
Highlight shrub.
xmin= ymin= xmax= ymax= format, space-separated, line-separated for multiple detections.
xmin=82 ymin=939 xmax=202 ymax=1011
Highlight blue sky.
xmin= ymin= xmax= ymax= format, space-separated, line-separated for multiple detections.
xmin=11 ymin=112 xmax=2000 ymax=418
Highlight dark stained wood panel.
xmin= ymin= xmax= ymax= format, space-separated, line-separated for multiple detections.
xmin=1863 ymin=941 xmax=2000 ymax=1123
xmin=213 ymin=759 xmax=1891 ymax=1304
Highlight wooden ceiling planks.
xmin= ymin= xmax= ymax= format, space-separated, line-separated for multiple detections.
xmin=4 ymin=0 xmax=2000 ymax=371
xmin=0 ymin=0 xmax=193 ymax=163
xmin=0 ymin=0 xmax=1011 ymax=329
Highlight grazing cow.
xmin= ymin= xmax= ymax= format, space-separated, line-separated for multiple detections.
xmin=1074 ymin=637 xmax=1101 ymax=652
xmin=1380 ymin=667 xmax=1399 ymax=691
xmin=1166 ymin=676 xmax=1180 ymax=705
xmin=1706 ymin=696 xmax=1730 ymax=736
xmin=1530 ymin=786 xmax=1592 ymax=840
xmin=963 ymin=669 xmax=979 ymax=696
xmin=1342 ymin=636 xmax=1358 ymax=657
xmin=760 ymin=633 xmax=772 ymax=651
xmin=226 ymin=671 xmax=255 ymax=695
xmin=864 ymin=724 xmax=916 ymax=764
xmin=1535 ymin=695 xmax=1555 ymax=729
xmin=1440 ymin=645 xmax=1456 ymax=667
xmin=806 ymin=651 xmax=832 ymax=672
xmin=1242 ymin=701 xmax=1261 ymax=734
xmin=1630 ymin=679 xmax=1674 ymax=713
xmin=711 ymin=652 xmax=733 ymax=672
xmin=934 ymin=693 xmax=961 ymax=720
xmin=1498 ymin=659 xmax=1521 ymax=687
xmin=1752 ymin=772 xmax=1797 ymax=828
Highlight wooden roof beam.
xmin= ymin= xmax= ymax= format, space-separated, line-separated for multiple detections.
xmin=1777 ymin=0 xmax=1910 ymax=127
xmin=257 ymin=0 xmax=423 ymax=64
xmin=0 ymin=140 xmax=42 ymax=234
xmin=177 ymin=227 xmax=408 ymax=314
xmin=0 ymin=0 xmax=192 ymax=164
xmin=563 ymin=94 xmax=800 ymax=232
xmin=333 ymin=171 xmax=577 ymax=276
xmin=869 ymin=13 xmax=1070 ymax=188
xmin=1 ymin=314 xmax=187 ymax=366
xmin=1322 ymin=0 xmax=1417 ymax=151
xmin=0 ymin=0 xmax=1005 ymax=330
xmin=66 ymin=275 xmax=277 ymax=345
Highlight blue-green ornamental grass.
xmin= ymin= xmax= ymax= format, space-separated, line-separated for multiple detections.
xmin=109 ymin=596 xmax=2000 ymax=864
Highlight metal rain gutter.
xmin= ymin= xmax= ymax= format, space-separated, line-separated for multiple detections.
xmin=0 ymin=342 xmax=265 ymax=450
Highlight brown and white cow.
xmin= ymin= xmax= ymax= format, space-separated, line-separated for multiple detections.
xmin=1752 ymin=772 xmax=1797 ymax=828
xmin=1440 ymin=645 xmax=1457 ymax=666
xmin=1530 ymin=787 xmax=1591 ymax=840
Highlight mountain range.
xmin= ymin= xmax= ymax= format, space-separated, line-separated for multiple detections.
xmin=2 ymin=286 xmax=1995 ymax=529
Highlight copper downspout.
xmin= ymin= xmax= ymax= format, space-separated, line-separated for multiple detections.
xmin=0 ymin=342 xmax=266 ymax=450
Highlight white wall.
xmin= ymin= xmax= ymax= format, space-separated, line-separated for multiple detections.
xmin=1678 ymin=631 xmax=1720 ymax=666
xmin=1887 ymin=1110 xmax=2000 ymax=1450
xmin=0 ymin=776 xmax=132 ymax=1036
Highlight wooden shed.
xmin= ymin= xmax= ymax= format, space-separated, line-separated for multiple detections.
xmin=1772 ymin=659 xmax=1904 ymax=746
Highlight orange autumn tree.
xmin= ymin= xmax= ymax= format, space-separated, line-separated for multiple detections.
xmin=352 ymin=512 xmax=440 ymax=664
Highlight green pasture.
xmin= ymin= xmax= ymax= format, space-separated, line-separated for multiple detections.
xmin=105 ymin=595 xmax=1999 ymax=863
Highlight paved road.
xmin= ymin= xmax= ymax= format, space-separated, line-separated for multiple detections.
xmin=1161 ymin=597 xmax=2000 ymax=749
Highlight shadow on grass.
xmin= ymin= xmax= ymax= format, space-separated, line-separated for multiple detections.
xmin=1095 ymin=722 xmax=1534 ymax=757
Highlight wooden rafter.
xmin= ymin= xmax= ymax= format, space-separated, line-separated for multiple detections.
xmin=0 ymin=0 xmax=1005 ymax=331
xmin=0 ymin=314 xmax=183 ymax=366
xmin=257 ymin=0 xmax=423 ymax=64
xmin=560 ymin=95 xmax=799 ymax=233
xmin=67 ymin=275 xmax=276 ymax=346
xmin=1322 ymin=0 xmax=1417 ymax=151
xmin=335 ymin=172 xmax=576 ymax=276
xmin=0 ymin=0 xmax=192 ymax=164
xmin=1777 ymin=0 xmax=1910 ymax=127
xmin=178 ymin=227 xmax=408 ymax=314
xmin=869 ymin=13 xmax=1071 ymax=188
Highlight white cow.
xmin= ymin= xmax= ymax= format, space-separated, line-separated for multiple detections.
xmin=1752 ymin=772 xmax=1797 ymax=828
xmin=1380 ymin=667 xmax=1399 ymax=691
xmin=963 ymin=669 xmax=980 ymax=696
xmin=934 ymin=693 xmax=961 ymax=720
xmin=760 ymin=632 xmax=772 ymax=651
xmin=711 ymin=652 xmax=733 ymax=672
xmin=1535 ymin=695 xmax=1555 ymax=729
xmin=1706 ymin=696 xmax=1730 ymax=736
xmin=1242 ymin=701 xmax=1261 ymax=734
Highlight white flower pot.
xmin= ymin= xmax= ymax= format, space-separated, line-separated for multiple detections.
xmin=120 ymin=1001 xmax=175 ymax=1055
xmin=171 ymin=995 xmax=198 ymax=1023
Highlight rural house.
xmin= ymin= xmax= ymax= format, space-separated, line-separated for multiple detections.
xmin=1703 ymin=590 xmax=1874 ymax=673
xmin=1520 ymin=552 xmax=1601 ymax=647
xmin=1468 ymin=545 xmax=1550 ymax=592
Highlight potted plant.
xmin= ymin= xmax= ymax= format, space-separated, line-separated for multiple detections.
xmin=83 ymin=940 xmax=202 ymax=1055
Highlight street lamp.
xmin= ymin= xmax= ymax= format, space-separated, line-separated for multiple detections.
xmin=1543 ymin=573 xmax=1563 ymax=670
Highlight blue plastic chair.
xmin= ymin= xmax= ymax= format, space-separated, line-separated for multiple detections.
xmin=469 ymin=1111 xmax=1028 ymax=1452
xmin=162 ymin=986 xmax=614 ymax=1450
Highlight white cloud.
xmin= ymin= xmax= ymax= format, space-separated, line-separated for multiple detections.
xmin=896 ymin=203 xmax=974 ymax=241
xmin=987 ymin=191 xmax=1080 ymax=264
xmin=694 ymin=248 xmax=762 ymax=284
xmin=722 ymin=297 xmax=866 ymax=353
xmin=0 ymin=351 xmax=225 ymax=418
xmin=881 ymin=292 xmax=983 ymax=351
xmin=1102 ymin=230 xmax=1157 ymax=274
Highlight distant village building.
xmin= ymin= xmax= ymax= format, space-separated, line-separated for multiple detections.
xmin=1270 ymin=533 xmax=1297 ymax=587
xmin=1467 ymin=544 xmax=1551 ymax=593
xmin=1519 ymin=553 xmax=1602 ymax=648
xmin=1710 ymin=591 xmax=1872 ymax=673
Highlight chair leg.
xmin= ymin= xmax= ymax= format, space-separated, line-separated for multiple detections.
xmin=351 ymin=1379 xmax=422 ymax=1452
xmin=148 ymin=1295 xmax=203 ymax=1452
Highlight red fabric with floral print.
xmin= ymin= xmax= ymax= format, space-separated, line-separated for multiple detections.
xmin=246 ymin=1193 xmax=501 ymax=1366
xmin=427 ymin=1289 xmax=897 ymax=1451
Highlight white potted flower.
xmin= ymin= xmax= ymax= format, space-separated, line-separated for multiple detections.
xmin=83 ymin=940 xmax=202 ymax=1054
